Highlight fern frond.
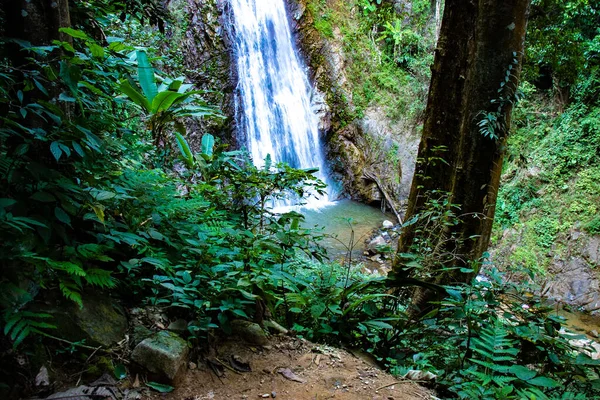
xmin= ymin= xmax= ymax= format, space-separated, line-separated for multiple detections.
xmin=60 ymin=280 xmax=83 ymax=307
xmin=3 ymin=310 xmax=56 ymax=348
xmin=84 ymin=268 xmax=117 ymax=288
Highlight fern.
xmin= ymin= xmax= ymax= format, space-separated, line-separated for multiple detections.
xmin=463 ymin=321 xmax=519 ymax=394
xmin=3 ymin=311 xmax=56 ymax=348
xmin=84 ymin=269 xmax=117 ymax=288
xmin=60 ymin=280 xmax=83 ymax=307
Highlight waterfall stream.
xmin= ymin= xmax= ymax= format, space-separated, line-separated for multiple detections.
xmin=229 ymin=0 xmax=332 ymax=207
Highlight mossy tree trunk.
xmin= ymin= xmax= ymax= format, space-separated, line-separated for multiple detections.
xmin=393 ymin=0 xmax=530 ymax=314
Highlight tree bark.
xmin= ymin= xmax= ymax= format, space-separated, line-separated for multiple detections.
xmin=1 ymin=0 xmax=70 ymax=45
xmin=392 ymin=0 xmax=530 ymax=314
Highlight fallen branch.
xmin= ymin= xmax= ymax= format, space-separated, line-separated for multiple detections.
xmin=363 ymin=171 xmax=402 ymax=224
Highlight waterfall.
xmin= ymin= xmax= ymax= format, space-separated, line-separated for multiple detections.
xmin=229 ymin=0 xmax=333 ymax=207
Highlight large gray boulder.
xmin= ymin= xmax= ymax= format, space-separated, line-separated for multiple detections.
xmin=131 ymin=331 xmax=189 ymax=383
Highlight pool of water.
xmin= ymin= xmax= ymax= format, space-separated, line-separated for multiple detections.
xmin=556 ymin=308 xmax=600 ymax=336
xmin=299 ymin=200 xmax=395 ymax=262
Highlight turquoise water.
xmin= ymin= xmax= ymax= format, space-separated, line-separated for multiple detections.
xmin=300 ymin=200 xmax=395 ymax=261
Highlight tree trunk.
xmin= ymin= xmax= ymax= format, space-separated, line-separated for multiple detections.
xmin=392 ymin=0 xmax=530 ymax=314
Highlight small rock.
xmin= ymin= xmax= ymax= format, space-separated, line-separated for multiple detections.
xmin=167 ymin=319 xmax=188 ymax=334
xmin=382 ymin=220 xmax=394 ymax=229
xmin=231 ymin=320 xmax=269 ymax=346
xmin=261 ymin=394 xmax=270 ymax=398
xmin=131 ymin=331 xmax=189 ymax=383
xmin=589 ymin=330 xmax=599 ymax=338
xmin=271 ymin=391 xmax=277 ymax=398
xmin=367 ymin=236 xmax=387 ymax=253
xmin=188 ymin=362 xmax=197 ymax=370
xmin=35 ymin=366 xmax=50 ymax=387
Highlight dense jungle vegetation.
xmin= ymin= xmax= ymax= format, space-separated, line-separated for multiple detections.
xmin=1 ymin=0 xmax=599 ymax=399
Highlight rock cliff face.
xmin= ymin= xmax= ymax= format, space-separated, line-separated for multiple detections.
xmin=180 ymin=0 xmax=236 ymax=148
xmin=286 ymin=0 xmax=418 ymax=207
xmin=492 ymin=229 xmax=600 ymax=314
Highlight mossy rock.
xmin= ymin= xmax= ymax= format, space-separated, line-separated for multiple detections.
xmin=230 ymin=320 xmax=269 ymax=346
xmin=131 ymin=331 xmax=189 ymax=384
xmin=33 ymin=292 xmax=127 ymax=347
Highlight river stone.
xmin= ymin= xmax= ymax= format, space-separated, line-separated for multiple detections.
xmin=230 ymin=320 xmax=269 ymax=346
xmin=382 ymin=220 xmax=394 ymax=229
xmin=367 ymin=236 xmax=387 ymax=253
xmin=131 ymin=331 xmax=189 ymax=383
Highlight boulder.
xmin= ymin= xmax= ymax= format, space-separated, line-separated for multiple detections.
xmin=367 ymin=236 xmax=387 ymax=253
xmin=34 ymin=292 xmax=127 ymax=347
xmin=382 ymin=220 xmax=394 ymax=229
xmin=131 ymin=331 xmax=189 ymax=384
xmin=230 ymin=320 xmax=269 ymax=346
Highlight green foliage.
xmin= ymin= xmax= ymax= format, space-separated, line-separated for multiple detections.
xmin=383 ymin=268 xmax=600 ymax=398
xmin=119 ymin=50 xmax=220 ymax=147
xmin=524 ymin=0 xmax=599 ymax=90
xmin=306 ymin=0 xmax=435 ymax=124
xmin=494 ymin=87 xmax=600 ymax=275
xmin=0 ymin=18 xmax=327 ymax=350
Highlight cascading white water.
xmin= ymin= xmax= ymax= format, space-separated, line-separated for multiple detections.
xmin=229 ymin=0 xmax=333 ymax=207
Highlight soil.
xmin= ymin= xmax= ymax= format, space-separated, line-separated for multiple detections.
xmin=149 ymin=335 xmax=434 ymax=400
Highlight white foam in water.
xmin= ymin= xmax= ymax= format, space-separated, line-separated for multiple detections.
xmin=229 ymin=0 xmax=334 ymax=208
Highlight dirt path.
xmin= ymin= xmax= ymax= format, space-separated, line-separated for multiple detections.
xmin=150 ymin=336 xmax=433 ymax=400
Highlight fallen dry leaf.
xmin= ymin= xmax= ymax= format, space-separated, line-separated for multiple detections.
xmin=277 ymin=368 xmax=306 ymax=383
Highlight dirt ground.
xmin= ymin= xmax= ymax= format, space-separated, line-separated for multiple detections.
xmin=149 ymin=336 xmax=434 ymax=400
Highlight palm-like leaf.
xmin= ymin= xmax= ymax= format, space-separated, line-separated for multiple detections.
xmin=136 ymin=50 xmax=157 ymax=103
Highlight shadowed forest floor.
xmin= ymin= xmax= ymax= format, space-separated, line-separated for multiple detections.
xmin=149 ymin=336 xmax=433 ymax=400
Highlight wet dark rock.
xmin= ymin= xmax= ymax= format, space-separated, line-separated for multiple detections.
xmin=131 ymin=325 xmax=153 ymax=347
xmin=34 ymin=292 xmax=127 ymax=347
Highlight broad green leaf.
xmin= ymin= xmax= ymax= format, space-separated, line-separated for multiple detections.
xmin=201 ymin=134 xmax=215 ymax=157
xmin=527 ymin=376 xmax=560 ymax=388
xmin=310 ymin=303 xmax=326 ymax=319
xmin=119 ymin=80 xmax=150 ymax=111
xmin=59 ymin=27 xmax=90 ymax=40
xmin=136 ymin=50 xmax=157 ymax=103
xmin=0 ymin=198 xmax=16 ymax=208
xmin=150 ymin=90 xmax=186 ymax=113
xmin=146 ymin=382 xmax=174 ymax=393
xmin=72 ymin=142 xmax=85 ymax=157
xmin=87 ymin=43 xmax=105 ymax=58
xmin=92 ymin=190 xmax=116 ymax=201
xmin=54 ymin=207 xmax=71 ymax=225
xmin=114 ymin=364 xmax=127 ymax=380
xmin=510 ymin=365 xmax=537 ymax=381
xmin=174 ymin=131 xmax=194 ymax=168
xmin=575 ymin=353 xmax=600 ymax=366
xmin=363 ymin=320 xmax=394 ymax=330
xmin=30 ymin=192 xmax=56 ymax=202
xmin=50 ymin=142 xmax=63 ymax=161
